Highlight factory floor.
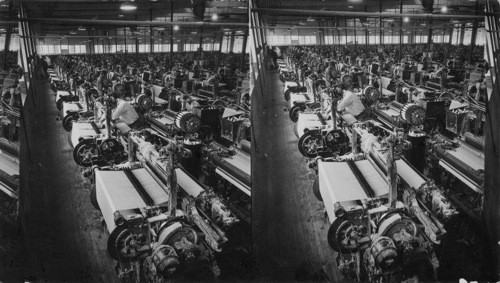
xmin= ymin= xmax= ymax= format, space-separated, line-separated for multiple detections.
xmin=19 ymin=79 xmax=119 ymax=282
xmin=252 ymin=69 xmax=343 ymax=281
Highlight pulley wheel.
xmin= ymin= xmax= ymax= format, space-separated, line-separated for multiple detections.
xmin=99 ymin=138 xmax=121 ymax=159
xmin=341 ymin=74 xmax=353 ymax=86
xmin=298 ymin=130 xmax=323 ymax=158
xmin=107 ymin=226 xmax=139 ymax=262
xmin=289 ymin=105 xmax=303 ymax=123
xmin=327 ymin=218 xmax=359 ymax=253
xmin=73 ymin=140 xmax=98 ymax=167
xmin=137 ymin=94 xmax=153 ymax=111
xmin=400 ymin=103 xmax=426 ymax=126
xmin=174 ymin=112 xmax=201 ymax=134
xmin=363 ymin=86 xmax=381 ymax=104
xmin=62 ymin=114 xmax=78 ymax=132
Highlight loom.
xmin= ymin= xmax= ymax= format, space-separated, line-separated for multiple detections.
xmin=94 ymin=167 xmax=218 ymax=280
xmin=207 ymin=142 xmax=251 ymax=197
xmin=426 ymin=133 xmax=485 ymax=222
xmin=128 ymin=131 xmax=237 ymax=246
xmin=315 ymin=127 xmax=442 ymax=281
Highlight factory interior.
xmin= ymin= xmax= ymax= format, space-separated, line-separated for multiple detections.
xmin=1 ymin=0 xmax=251 ymax=281
xmin=251 ymin=0 xmax=500 ymax=281
xmin=0 ymin=0 xmax=500 ymax=282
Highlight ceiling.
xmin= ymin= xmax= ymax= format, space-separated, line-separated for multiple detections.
xmin=1 ymin=0 xmax=249 ymax=43
xmin=254 ymin=0 xmax=485 ymax=31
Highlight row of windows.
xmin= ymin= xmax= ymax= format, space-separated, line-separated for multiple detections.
xmin=267 ymin=28 xmax=486 ymax=47
xmin=36 ymin=36 xmax=249 ymax=55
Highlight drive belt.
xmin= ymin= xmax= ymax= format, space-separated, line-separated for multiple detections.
xmin=347 ymin=160 xmax=375 ymax=198
xmin=124 ymin=169 xmax=154 ymax=206
xmin=76 ymin=102 xmax=83 ymax=110
xmin=90 ymin=121 xmax=101 ymax=135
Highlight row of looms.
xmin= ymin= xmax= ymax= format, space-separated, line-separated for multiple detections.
xmin=48 ymin=51 xmax=251 ymax=281
xmin=279 ymin=43 xmax=487 ymax=281
xmin=250 ymin=0 xmax=500 ymax=281
xmin=1 ymin=0 xmax=253 ymax=281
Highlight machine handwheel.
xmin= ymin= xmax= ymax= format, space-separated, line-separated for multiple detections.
xmin=137 ymin=94 xmax=153 ymax=111
xmin=341 ymin=74 xmax=353 ymax=87
xmin=401 ymin=103 xmax=426 ymax=126
xmin=90 ymin=185 xmax=100 ymax=210
xmin=312 ymin=176 xmax=322 ymax=201
xmin=107 ymin=226 xmax=140 ymax=262
xmin=284 ymin=88 xmax=292 ymax=101
xmin=56 ymin=98 xmax=64 ymax=111
xmin=175 ymin=112 xmax=201 ymax=134
xmin=99 ymin=138 xmax=121 ymax=159
xmin=298 ymin=131 xmax=323 ymax=158
xmin=327 ymin=218 xmax=359 ymax=253
xmin=62 ymin=114 xmax=78 ymax=132
xmin=289 ymin=105 xmax=304 ymax=123
xmin=363 ymin=86 xmax=381 ymax=104
xmin=73 ymin=140 xmax=98 ymax=167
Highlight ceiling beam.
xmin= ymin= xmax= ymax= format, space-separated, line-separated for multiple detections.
xmin=20 ymin=17 xmax=249 ymax=27
xmin=252 ymin=8 xmax=485 ymax=20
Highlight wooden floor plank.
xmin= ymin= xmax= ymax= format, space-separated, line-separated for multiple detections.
xmin=252 ymin=70 xmax=343 ymax=281
xmin=19 ymin=80 xmax=119 ymax=282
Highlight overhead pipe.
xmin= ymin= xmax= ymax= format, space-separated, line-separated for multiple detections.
xmin=251 ymin=8 xmax=485 ymax=20
xmin=19 ymin=17 xmax=248 ymax=27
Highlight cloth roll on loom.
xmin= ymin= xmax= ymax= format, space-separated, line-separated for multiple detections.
xmin=211 ymin=153 xmax=251 ymax=195
xmin=95 ymin=168 xmax=169 ymax=233
xmin=318 ymin=160 xmax=388 ymax=223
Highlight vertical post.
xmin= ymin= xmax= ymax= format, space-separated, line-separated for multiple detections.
xmin=399 ymin=0 xmax=403 ymax=61
xmin=150 ymin=8 xmax=154 ymax=53
xmin=459 ymin=22 xmax=465 ymax=45
xmin=448 ymin=23 xmax=453 ymax=45
xmin=229 ymin=31 xmax=236 ymax=53
xmin=198 ymin=27 xmax=204 ymax=60
xmin=354 ymin=18 xmax=357 ymax=47
xmin=469 ymin=2 xmax=480 ymax=63
xmin=427 ymin=19 xmax=433 ymax=54
xmin=135 ymin=14 xmax=139 ymax=54
xmin=2 ymin=1 xmax=13 ymax=70
xmin=170 ymin=1 xmax=174 ymax=58
xmin=241 ymin=29 xmax=248 ymax=70
xmin=379 ymin=0 xmax=383 ymax=46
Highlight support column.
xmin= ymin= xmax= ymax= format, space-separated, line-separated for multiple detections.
xmin=241 ymin=29 xmax=248 ymax=70
xmin=229 ymin=31 xmax=236 ymax=53
xmin=150 ymin=8 xmax=154 ymax=53
xmin=170 ymin=1 xmax=174 ymax=58
xmin=459 ymin=22 xmax=466 ymax=45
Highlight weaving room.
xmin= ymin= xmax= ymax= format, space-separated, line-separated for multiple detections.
xmin=1 ymin=0 xmax=251 ymax=281
xmin=251 ymin=0 xmax=500 ymax=281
